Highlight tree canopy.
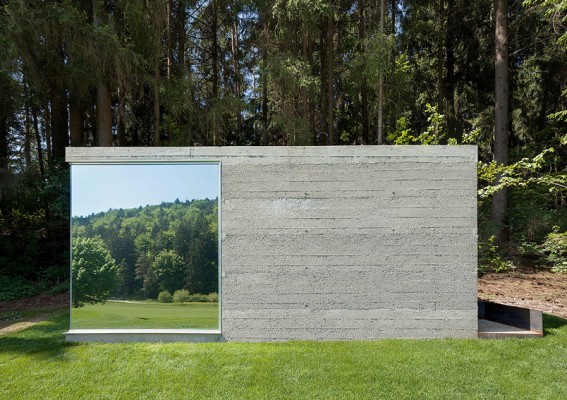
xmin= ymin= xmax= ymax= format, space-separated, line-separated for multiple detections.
xmin=72 ymin=199 xmax=218 ymax=303
xmin=0 ymin=1 xmax=566 ymax=297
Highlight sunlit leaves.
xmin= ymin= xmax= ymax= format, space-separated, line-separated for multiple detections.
xmin=72 ymin=236 xmax=120 ymax=308
xmin=478 ymin=148 xmax=567 ymax=198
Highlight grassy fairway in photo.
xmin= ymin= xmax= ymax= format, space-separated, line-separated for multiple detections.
xmin=72 ymin=301 xmax=218 ymax=329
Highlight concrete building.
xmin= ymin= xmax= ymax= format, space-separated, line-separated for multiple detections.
xmin=65 ymin=146 xmax=477 ymax=342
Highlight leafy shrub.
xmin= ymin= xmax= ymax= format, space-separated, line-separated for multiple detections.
xmin=478 ymin=236 xmax=516 ymax=274
xmin=0 ymin=311 xmax=22 ymax=321
xmin=173 ymin=289 xmax=191 ymax=304
xmin=182 ymin=292 xmax=219 ymax=302
xmin=206 ymin=292 xmax=218 ymax=302
xmin=541 ymin=227 xmax=567 ymax=273
xmin=157 ymin=290 xmax=173 ymax=303
xmin=46 ymin=281 xmax=70 ymax=296
xmin=188 ymin=293 xmax=207 ymax=302
xmin=0 ymin=276 xmax=38 ymax=302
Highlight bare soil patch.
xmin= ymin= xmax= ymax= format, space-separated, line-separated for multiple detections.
xmin=0 ymin=291 xmax=69 ymax=314
xmin=478 ymin=271 xmax=567 ymax=319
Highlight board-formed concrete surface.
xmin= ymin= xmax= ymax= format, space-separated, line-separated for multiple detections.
xmin=66 ymin=146 xmax=478 ymax=341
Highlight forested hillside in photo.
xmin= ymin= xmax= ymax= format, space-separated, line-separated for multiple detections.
xmin=0 ymin=0 xmax=566 ymax=300
xmin=73 ymin=198 xmax=218 ymax=302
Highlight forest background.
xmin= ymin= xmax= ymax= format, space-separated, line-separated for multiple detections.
xmin=0 ymin=0 xmax=566 ymax=302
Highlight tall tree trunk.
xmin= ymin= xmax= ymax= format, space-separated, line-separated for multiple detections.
xmin=436 ymin=0 xmax=445 ymax=124
xmin=24 ymin=95 xmax=32 ymax=168
xmin=93 ymin=1 xmax=113 ymax=147
xmin=153 ymin=62 xmax=161 ymax=146
xmin=326 ymin=10 xmax=335 ymax=145
xmin=68 ymin=49 xmax=84 ymax=148
xmin=32 ymin=104 xmax=49 ymax=220
xmin=302 ymin=20 xmax=309 ymax=125
xmin=211 ymin=0 xmax=219 ymax=145
xmin=43 ymin=100 xmax=52 ymax=165
xmin=50 ymin=86 xmax=69 ymax=161
xmin=261 ymin=47 xmax=269 ymax=144
xmin=492 ymin=0 xmax=509 ymax=241
xmin=258 ymin=6 xmax=270 ymax=144
xmin=0 ymin=115 xmax=7 ymax=170
xmin=69 ymin=95 xmax=85 ymax=147
xmin=445 ymin=0 xmax=457 ymax=140
xmin=166 ymin=0 xmax=172 ymax=80
xmin=32 ymin=106 xmax=45 ymax=179
xmin=390 ymin=0 xmax=397 ymax=132
xmin=321 ymin=25 xmax=328 ymax=141
xmin=96 ymin=81 xmax=113 ymax=146
xmin=117 ymin=85 xmax=126 ymax=145
xmin=360 ymin=0 xmax=369 ymax=145
xmin=177 ymin=1 xmax=186 ymax=74
xmin=377 ymin=0 xmax=385 ymax=144
xmin=0 ymin=73 xmax=10 ymax=170
xmin=231 ymin=8 xmax=242 ymax=135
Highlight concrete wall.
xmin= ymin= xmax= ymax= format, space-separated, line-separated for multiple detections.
xmin=67 ymin=146 xmax=478 ymax=341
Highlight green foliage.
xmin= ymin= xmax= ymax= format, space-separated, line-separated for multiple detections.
xmin=72 ymin=237 xmax=119 ymax=308
xmin=349 ymin=33 xmax=396 ymax=88
xmin=478 ymin=148 xmax=567 ymax=198
xmin=0 ymin=276 xmax=38 ymax=302
xmin=541 ymin=227 xmax=567 ymax=273
xmin=73 ymin=199 xmax=218 ymax=300
xmin=157 ymin=290 xmax=217 ymax=304
xmin=478 ymin=236 xmax=516 ymax=274
xmin=0 ymin=0 xmax=566 ymax=292
xmin=153 ymin=250 xmax=185 ymax=294
xmin=185 ymin=292 xmax=219 ymax=303
xmin=0 ymin=167 xmax=69 ymax=296
xmin=0 ymin=311 xmax=21 ymax=321
xmin=389 ymin=104 xmax=446 ymax=145
xmin=135 ymin=252 xmax=159 ymax=300
xmin=524 ymin=0 xmax=567 ymax=47
xmin=205 ymin=292 xmax=218 ymax=303
xmin=157 ymin=290 xmax=173 ymax=303
xmin=173 ymin=289 xmax=191 ymax=304
xmin=265 ymin=55 xmax=318 ymax=145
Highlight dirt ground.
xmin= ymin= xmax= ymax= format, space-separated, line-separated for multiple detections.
xmin=0 ymin=292 xmax=69 ymax=335
xmin=478 ymin=271 xmax=567 ymax=319
xmin=0 ymin=291 xmax=69 ymax=314
xmin=1 ymin=273 xmax=566 ymax=336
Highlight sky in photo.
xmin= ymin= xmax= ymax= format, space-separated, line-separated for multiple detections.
xmin=71 ymin=164 xmax=219 ymax=217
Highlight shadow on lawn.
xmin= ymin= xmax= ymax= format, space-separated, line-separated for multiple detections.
xmin=0 ymin=314 xmax=71 ymax=358
xmin=543 ymin=313 xmax=567 ymax=336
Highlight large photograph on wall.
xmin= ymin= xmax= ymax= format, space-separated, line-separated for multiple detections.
xmin=70 ymin=163 xmax=220 ymax=330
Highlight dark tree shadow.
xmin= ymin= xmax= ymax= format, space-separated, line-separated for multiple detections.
xmin=0 ymin=312 xmax=74 ymax=359
xmin=543 ymin=313 xmax=567 ymax=336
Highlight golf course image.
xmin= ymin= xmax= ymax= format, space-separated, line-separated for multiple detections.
xmin=71 ymin=300 xmax=218 ymax=329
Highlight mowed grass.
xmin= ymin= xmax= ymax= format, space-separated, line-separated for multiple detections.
xmin=1 ymin=314 xmax=566 ymax=399
xmin=72 ymin=301 xmax=218 ymax=329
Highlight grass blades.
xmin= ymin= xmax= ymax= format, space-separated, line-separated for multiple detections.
xmin=71 ymin=301 xmax=218 ymax=329
xmin=0 ymin=313 xmax=566 ymax=399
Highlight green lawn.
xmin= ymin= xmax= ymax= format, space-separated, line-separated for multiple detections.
xmin=72 ymin=300 xmax=218 ymax=329
xmin=1 ymin=313 xmax=566 ymax=399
